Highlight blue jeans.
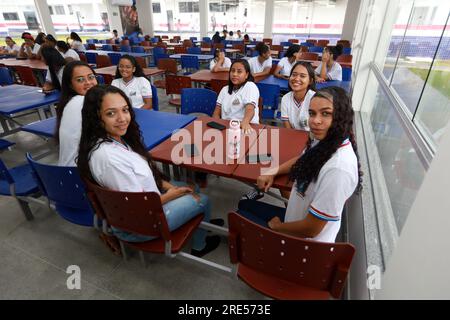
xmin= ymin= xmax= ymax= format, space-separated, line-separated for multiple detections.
xmin=112 ymin=181 xmax=210 ymax=251
xmin=237 ymin=199 xmax=286 ymax=228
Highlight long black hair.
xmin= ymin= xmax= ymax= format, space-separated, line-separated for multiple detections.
xmin=289 ymin=86 xmax=362 ymax=194
xmin=255 ymin=42 xmax=269 ymax=56
xmin=284 ymin=44 xmax=301 ymax=59
xmin=227 ymin=59 xmax=254 ymax=94
xmin=288 ymin=61 xmax=316 ymax=92
xmin=114 ymin=54 xmax=146 ymax=79
xmin=70 ymin=32 xmax=82 ymax=42
xmin=325 ymin=44 xmax=343 ymax=61
xmin=55 ymin=61 xmax=97 ymax=139
xmin=41 ymin=45 xmax=66 ymax=91
xmin=35 ymin=32 xmax=46 ymax=45
xmin=45 ymin=34 xmax=57 ymax=46
xmin=76 ymin=85 xmax=164 ymax=190
xmin=56 ymin=40 xmax=70 ymax=53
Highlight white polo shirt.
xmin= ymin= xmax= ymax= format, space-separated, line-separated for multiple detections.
xmin=63 ymin=49 xmax=80 ymax=61
xmin=71 ymin=40 xmax=85 ymax=52
xmin=216 ymin=81 xmax=260 ymax=124
xmin=45 ymin=66 xmax=65 ymax=85
xmin=284 ymin=138 xmax=358 ymax=243
xmin=6 ymin=44 xmax=20 ymax=54
xmin=248 ymin=56 xmax=272 ymax=74
xmin=277 ymin=57 xmax=295 ymax=77
xmin=280 ymin=90 xmax=315 ymax=131
xmin=111 ymin=77 xmax=152 ymax=109
xmin=89 ymin=139 xmax=160 ymax=194
xmin=209 ymin=57 xmax=232 ymax=70
xmin=315 ymin=61 xmax=342 ymax=81
xmin=58 ymin=95 xmax=84 ymax=166
xmin=31 ymin=43 xmax=40 ymax=55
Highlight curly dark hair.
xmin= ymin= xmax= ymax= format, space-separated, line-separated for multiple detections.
xmin=289 ymin=86 xmax=362 ymax=194
xmin=76 ymin=85 xmax=164 ymax=190
xmin=55 ymin=61 xmax=97 ymax=140
xmin=114 ymin=54 xmax=147 ymax=80
xmin=227 ymin=59 xmax=254 ymax=94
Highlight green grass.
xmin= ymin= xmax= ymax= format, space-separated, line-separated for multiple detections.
xmin=409 ymin=67 xmax=450 ymax=100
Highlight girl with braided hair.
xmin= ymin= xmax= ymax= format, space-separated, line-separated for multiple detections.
xmin=237 ymin=86 xmax=362 ymax=242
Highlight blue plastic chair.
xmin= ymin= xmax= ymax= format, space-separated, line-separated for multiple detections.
xmin=181 ymin=88 xmax=217 ymax=116
xmin=151 ymin=84 xmax=159 ymax=111
xmin=342 ymin=67 xmax=352 ymax=81
xmin=256 ymin=83 xmax=281 ymax=120
xmin=151 ymin=47 xmax=167 ymax=67
xmin=26 ymin=153 xmax=97 ymax=227
xmin=85 ymin=52 xmax=98 ymax=65
xmin=86 ymin=39 xmax=95 ymax=44
xmin=0 ymin=139 xmax=15 ymax=150
xmin=280 ymin=42 xmax=292 ymax=47
xmin=343 ymin=47 xmax=352 ymax=55
xmin=190 ymin=37 xmax=197 ymax=41
xmin=0 ymin=67 xmax=14 ymax=85
xmin=300 ymin=42 xmax=313 ymax=47
xmin=108 ymin=52 xmax=122 ymax=65
xmin=180 ymin=55 xmax=199 ymax=75
xmin=102 ymin=44 xmax=113 ymax=51
xmin=132 ymin=46 xmax=145 ymax=53
xmin=309 ymin=46 xmax=324 ymax=53
xmin=187 ymin=47 xmax=201 ymax=55
xmin=0 ymin=158 xmax=39 ymax=220
xmin=202 ymin=37 xmax=211 ymax=43
xmin=120 ymin=45 xmax=131 ymax=52
xmin=99 ymin=40 xmax=107 ymax=44
xmin=96 ymin=74 xmax=105 ymax=84
xmin=151 ymin=37 xmax=159 ymax=43
xmin=251 ymin=50 xmax=259 ymax=57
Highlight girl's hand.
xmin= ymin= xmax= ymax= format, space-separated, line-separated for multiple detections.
xmin=257 ymin=174 xmax=275 ymax=192
xmin=268 ymin=216 xmax=282 ymax=230
xmin=241 ymin=122 xmax=254 ymax=135
xmin=316 ymin=76 xmax=326 ymax=83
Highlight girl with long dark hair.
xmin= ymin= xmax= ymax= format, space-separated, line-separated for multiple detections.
xmin=56 ymin=61 xmax=98 ymax=166
xmin=77 ymin=85 xmax=221 ymax=257
xmin=315 ymin=44 xmax=343 ymax=82
xmin=273 ymin=44 xmax=301 ymax=79
xmin=247 ymin=42 xmax=272 ymax=77
xmin=111 ymin=55 xmax=153 ymax=109
xmin=69 ymin=32 xmax=85 ymax=52
xmin=237 ymin=86 xmax=362 ymax=243
xmin=41 ymin=46 xmax=67 ymax=92
xmin=212 ymin=59 xmax=259 ymax=134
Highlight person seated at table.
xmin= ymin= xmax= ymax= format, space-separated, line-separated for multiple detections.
xmin=35 ymin=32 xmax=46 ymax=45
xmin=56 ymin=61 xmax=98 ymax=166
xmin=212 ymin=59 xmax=259 ymax=134
xmin=273 ymin=44 xmax=301 ymax=79
xmin=41 ymin=46 xmax=67 ymax=92
xmin=76 ymin=85 xmax=222 ymax=257
xmin=210 ymin=49 xmax=232 ymax=72
xmin=227 ymin=31 xmax=234 ymax=40
xmin=315 ymin=44 xmax=343 ymax=82
xmin=111 ymin=29 xmax=120 ymax=42
xmin=248 ymin=42 xmax=272 ymax=78
xmin=212 ymin=31 xmax=221 ymax=44
xmin=56 ymin=41 xmax=80 ymax=62
xmin=281 ymin=61 xmax=316 ymax=130
xmin=18 ymin=33 xmax=40 ymax=59
xmin=237 ymin=86 xmax=361 ymax=243
xmin=111 ymin=54 xmax=152 ymax=110
xmin=0 ymin=37 xmax=20 ymax=56
xmin=243 ymin=34 xmax=250 ymax=43
xmin=44 ymin=34 xmax=57 ymax=48
xmin=221 ymin=30 xmax=228 ymax=42
xmin=68 ymin=32 xmax=85 ymax=52
xmin=236 ymin=30 xmax=243 ymax=40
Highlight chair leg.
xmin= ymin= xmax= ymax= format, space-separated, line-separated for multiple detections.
xmin=139 ymin=251 xmax=147 ymax=268
xmin=119 ymin=241 xmax=128 ymax=261
xmin=17 ymin=199 xmax=34 ymax=221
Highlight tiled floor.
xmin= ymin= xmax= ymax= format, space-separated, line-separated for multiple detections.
xmin=0 ymin=87 xmax=285 ymax=299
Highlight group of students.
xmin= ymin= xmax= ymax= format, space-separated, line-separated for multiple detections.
xmin=49 ymin=53 xmax=360 ymax=259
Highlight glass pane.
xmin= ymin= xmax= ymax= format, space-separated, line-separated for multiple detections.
xmin=390 ymin=2 xmax=449 ymax=114
xmin=273 ymin=0 xmax=347 ymax=43
xmin=207 ymin=0 xmax=265 ymax=39
xmin=382 ymin=0 xmax=414 ymax=81
xmin=153 ymin=0 xmax=200 ymax=37
xmin=414 ymin=19 xmax=450 ymax=149
xmin=370 ymin=87 xmax=427 ymax=233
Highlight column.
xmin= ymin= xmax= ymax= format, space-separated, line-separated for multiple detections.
xmin=135 ymin=0 xmax=154 ymax=37
xmin=105 ymin=0 xmax=124 ymax=36
xmin=199 ymin=0 xmax=209 ymax=38
xmin=341 ymin=0 xmax=362 ymax=41
xmin=264 ymin=0 xmax=274 ymax=39
xmin=34 ymin=0 xmax=56 ymax=35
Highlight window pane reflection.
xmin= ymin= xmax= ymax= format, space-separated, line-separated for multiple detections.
xmin=153 ymin=0 xmax=200 ymax=35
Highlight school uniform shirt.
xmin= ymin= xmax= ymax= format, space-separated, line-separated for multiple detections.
xmin=314 ymin=61 xmax=342 ymax=81
xmin=284 ymin=138 xmax=358 ymax=243
xmin=280 ymin=90 xmax=315 ymax=130
xmin=217 ymin=82 xmax=260 ymax=124
xmin=31 ymin=43 xmax=40 ymax=55
xmin=248 ymin=56 xmax=272 ymax=74
xmin=58 ymin=95 xmax=84 ymax=166
xmin=111 ymin=77 xmax=152 ymax=109
xmin=209 ymin=57 xmax=232 ymax=70
xmin=6 ymin=44 xmax=20 ymax=54
xmin=89 ymin=139 xmax=160 ymax=194
xmin=45 ymin=66 xmax=64 ymax=85
xmin=63 ymin=49 xmax=80 ymax=61
xmin=71 ymin=40 xmax=85 ymax=52
xmin=277 ymin=57 xmax=296 ymax=77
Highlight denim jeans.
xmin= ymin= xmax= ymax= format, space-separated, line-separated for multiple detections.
xmin=237 ymin=199 xmax=286 ymax=228
xmin=112 ymin=181 xmax=210 ymax=251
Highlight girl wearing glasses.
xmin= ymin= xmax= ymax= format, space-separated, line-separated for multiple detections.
xmin=57 ymin=61 xmax=98 ymax=166
xmin=315 ymin=45 xmax=343 ymax=82
xmin=112 ymin=55 xmax=153 ymax=110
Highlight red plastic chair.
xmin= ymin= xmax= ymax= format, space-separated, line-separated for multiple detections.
xmin=300 ymin=52 xmax=319 ymax=61
xmin=210 ymin=79 xmax=228 ymax=95
xmin=288 ymin=39 xmax=299 ymax=44
xmin=95 ymin=55 xmax=112 ymax=68
xmin=317 ymin=39 xmax=330 ymax=47
xmin=165 ymin=74 xmax=192 ymax=113
xmin=228 ymin=212 xmax=355 ymax=300
xmin=154 ymin=58 xmax=178 ymax=89
xmin=337 ymin=54 xmax=353 ymax=63
xmin=14 ymin=66 xmax=40 ymax=86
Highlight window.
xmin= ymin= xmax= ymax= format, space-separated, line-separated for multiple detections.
xmin=179 ymin=1 xmax=199 ymax=13
xmin=54 ymin=5 xmax=65 ymax=15
xmin=3 ymin=12 xmax=19 ymax=21
xmin=48 ymin=6 xmax=54 ymax=15
xmin=152 ymin=3 xmax=161 ymax=13
xmin=68 ymin=5 xmax=73 ymax=15
xmin=209 ymin=2 xmax=237 ymax=12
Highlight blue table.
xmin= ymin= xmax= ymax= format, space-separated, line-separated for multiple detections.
xmin=257 ymin=76 xmax=351 ymax=92
xmin=21 ymin=109 xmax=196 ymax=151
xmin=85 ymin=50 xmax=152 ymax=59
xmin=257 ymin=76 xmax=289 ymax=91
xmin=169 ymin=54 xmax=214 ymax=61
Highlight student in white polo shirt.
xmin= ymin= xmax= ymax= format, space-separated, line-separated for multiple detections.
xmin=237 ymin=87 xmax=361 ymax=243
xmin=41 ymin=46 xmax=67 ymax=92
xmin=76 ymin=85 xmax=222 ymax=257
xmin=210 ymin=49 xmax=232 ymax=72
xmin=0 ymin=37 xmax=20 ymax=56
xmin=212 ymin=59 xmax=260 ymax=134
xmin=280 ymin=61 xmax=316 ymax=130
xmin=112 ymin=54 xmax=153 ymax=110
xmin=273 ymin=44 xmax=301 ymax=79
xmin=56 ymin=41 xmax=80 ymax=61
xmin=248 ymin=42 xmax=272 ymax=78
xmin=315 ymin=44 xmax=343 ymax=82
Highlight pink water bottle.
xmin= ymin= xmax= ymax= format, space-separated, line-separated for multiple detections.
xmin=227 ymin=119 xmax=241 ymax=159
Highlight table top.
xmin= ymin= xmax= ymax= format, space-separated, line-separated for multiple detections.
xmin=94 ymin=66 xmax=164 ymax=77
xmin=169 ymin=54 xmax=214 ymax=60
xmin=0 ymin=85 xmax=60 ymax=115
xmin=85 ymin=50 xmax=151 ymax=58
xmin=256 ymin=75 xmax=351 ymax=92
xmin=0 ymin=58 xmax=47 ymax=71
xmin=188 ymin=70 xmax=229 ymax=82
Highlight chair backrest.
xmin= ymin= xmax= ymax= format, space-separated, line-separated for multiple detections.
xmin=183 ymin=39 xmax=193 ymax=47
xmin=210 ymin=79 xmax=228 ymax=95
xmin=300 ymin=52 xmax=319 ymax=61
xmin=256 ymin=82 xmax=280 ymax=110
xmin=0 ymin=67 xmax=14 ymax=85
xmin=121 ymin=39 xmax=130 ymax=46
xmin=154 ymin=53 xmax=170 ymax=67
xmin=343 ymin=47 xmax=352 ymax=55
xmin=87 ymin=43 xmax=96 ymax=50
xmin=135 ymin=56 xmax=147 ymax=69
xmin=14 ymin=66 xmax=39 ymax=86
xmin=232 ymin=43 xmax=245 ymax=54
xmin=263 ymin=38 xmax=272 ymax=45
xmin=165 ymin=74 xmax=192 ymax=95
xmin=181 ymin=88 xmax=217 ymax=116
xmin=78 ymin=52 xmax=88 ymax=63
xmin=342 ymin=67 xmax=352 ymax=81
xmin=213 ymin=43 xmax=224 ymax=50
xmin=300 ymin=45 xmax=309 ymax=53
xmin=120 ymin=45 xmax=131 ymax=52
xmin=107 ymin=52 xmax=122 ymax=65
xmin=317 ymin=39 xmax=330 ymax=47
xmin=0 ymin=158 xmax=14 ymax=184
xmin=300 ymin=41 xmax=313 ymax=47
xmin=288 ymin=38 xmax=299 ymax=44
xmin=228 ymin=212 xmax=355 ymax=299
xmin=174 ymin=46 xmax=187 ymax=54
xmin=202 ymin=37 xmax=211 ymax=43
xmin=131 ymin=46 xmax=145 ymax=53
xmin=280 ymin=41 xmax=292 ymax=47
xmin=151 ymin=84 xmax=159 ymax=111
xmin=85 ymin=52 xmax=98 ymax=64
xmin=96 ymin=54 xmax=112 ymax=68
xmin=309 ymin=46 xmax=324 ymax=53
xmin=102 ymin=44 xmax=113 ymax=51
xmin=96 ymin=74 xmax=105 ymax=84
xmin=180 ymin=55 xmax=199 ymax=70
xmin=153 ymin=46 xmax=166 ymax=56
xmin=187 ymin=47 xmax=201 ymax=55
xmin=201 ymin=41 xmax=212 ymax=48
xmin=141 ymin=41 xmax=151 ymax=46
xmin=337 ymin=40 xmax=351 ymax=48
xmin=336 ymin=54 xmax=353 ymax=63
xmin=157 ymin=58 xmax=178 ymax=74
xmin=306 ymin=39 xmax=317 ymax=46
xmin=190 ymin=37 xmax=197 ymax=41
xmin=26 ymin=153 xmax=95 ymax=226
